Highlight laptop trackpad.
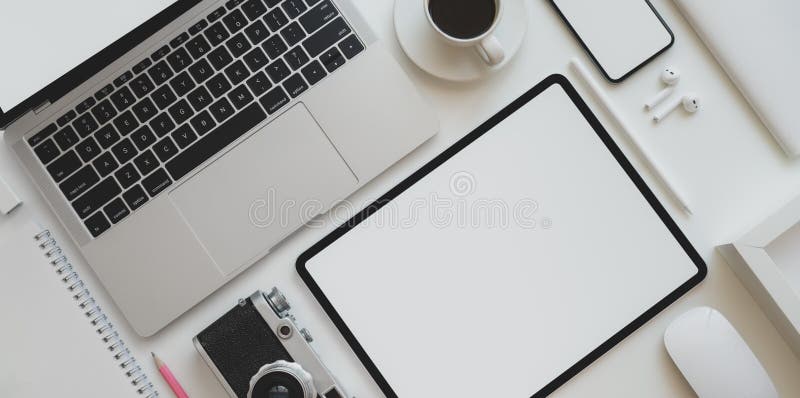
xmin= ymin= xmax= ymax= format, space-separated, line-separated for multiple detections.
xmin=169 ymin=104 xmax=357 ymax=275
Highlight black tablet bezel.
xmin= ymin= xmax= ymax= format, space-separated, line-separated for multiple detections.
xmin=0 ymin=0 xmax=202 ymax=128
xmin=549 ymin=0 xmax=675 ymax=83
xmin=297 ymin=74 xmax=706 ymax=397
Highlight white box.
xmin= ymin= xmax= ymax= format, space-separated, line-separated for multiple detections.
xmin=719 ymin=197 xmax=800 ymax=358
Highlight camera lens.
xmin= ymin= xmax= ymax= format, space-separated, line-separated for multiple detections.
xmin=250 ymin=372 xmax=304 ymax=398
xmin=247 ymin=361 xmax=316 ymax=398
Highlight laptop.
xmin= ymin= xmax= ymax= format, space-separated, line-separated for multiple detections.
xmin=0 ymin=0 xmax=438 ymax=336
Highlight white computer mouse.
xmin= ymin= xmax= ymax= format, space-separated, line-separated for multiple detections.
xmin=664 ymin=306 xmax=778 ymax=398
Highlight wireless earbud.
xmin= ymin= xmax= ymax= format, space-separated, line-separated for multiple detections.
xmin=653 ymin=93 xmax=700 ymax=122
xmin=644 ymin=66 xmax=681 ymax=110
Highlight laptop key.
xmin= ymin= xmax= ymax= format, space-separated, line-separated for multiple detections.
xmin=167 ymin=47 xmax=193 ymax=73
xmin=169 ymin=32 xmax=190 ymax=49
xmin=263 ymin=34 xmax=288 ymax=59
xmin=150 ymin=113 xmax=177 ymax=137
xmin=132 ymin=58 xmax=152 ymax=75
xmin=187 ymin=86 xmax=214 ymax=111
xmin=338 ymin=35 xmax=364 ymax=59
xmin=266 ymin=58 xmax=291 ymax=82
xmin=73 ymin=113 xmax=99 ymax=137
xmin=228 ymin=85 xmax=254 ymax=109
xmin=92 ymin=152 xmax=119 ymax=177
xmin=132 ymin=97 xmax=157 ymax=123
xmin=123 ymin=184 xmax=149 ymax=211
xmin=115 ymin=163 xmax=141 ymax=189
xmin=59 ymin=165 xmax=100 ymax=200
xmin=171 ymin=124 xmax=198 ymax=149
xmin=205 ymin=21 xmax=230 ymax=47
xmin=94 ymin=125 xmax=121 ymax=149
xmin=76 ymin=137 xmax=101 ymax=162
xmin=111 ymin=87 xmax=136 ymax=111
xmin=224 ymin=60 xmax=251 ymax=85
xmin=209 ymin=98 xmax=235 ymax=122
xmin=142 ymin=168 xmax=172 ymax=196
xmin=283 ymin=74 xmax=308 ymax=98
xmin=111 ymin=138 xmax=138 ymax=164
xmin=207 ymin=6 xmax=227 ymax=23
xmin=189 ymin=19 xmax=208 ymax=35
xmin=226 ymin=0 xmax=247 ymax=10
xmin=246 ymin=71 xmax=272 ymax=96
xmin=113 ymin=111 xmax=140 ymax=135
xmin=169 ymin=71 xmax=196 ymax=97
xmin=84 ymin=212 xmax=111 ymax=238
xmin=95 ymin=84 xmax=115 ymax=100
xmin=303 ymin=17 xmax=351 ymax=57
xmin=242 ymin=0 xmax=268 ymax=21
xmin=190 ymin=110 xmax=217 ymax=135
xmin=207 ymin=73 xmax=233 ymax=98
xmin=169 ymin=99 xmax=195 ymax=125
xmin=209 ymin=46 xmax=235 ymax=71
xmin=301 ymin=60 xmax=327 ymax=86
xmin=280 ymin=22 xmax=306 ymax=47
xmin=47 ymin=150 xmax=82 ymax=182
xmin=166 ymin=102 xmax=266 ymax=180
xmin=264 ymin=8 xmax=289 ymax=31
xmin=76 ymin=97 xmax=96 ymax=113
xmin=72 ymin=177 xmax=122 ymax=219
xmin=54 ymin=126 xmax=80 ymax=151
xmin=130 ymin=73 xmax=156 ymax=98
xmin=259 ymin=86 xmax=289 ymax=114
xmin=320 ymin=47 xmax=345 ymax=72
xmin=114 ymin=71 xmax=134 ymax=88
xmin=281 ymin=0 xmax=307 ymax=19
xmin=152 ymin=85 xmax=178 ymax=110
xmin=222 ymin=9 xmax=248 ymax=33
xmin=28 ymin=123 xmax=58 ymax=147
xmin=57 ymin=110 xmax=77 ymax=127
xmin=188 ymin=58 xmax=214 ymax=84
xmin=226 ymin=33 xmax=252 ymax=58
xmin=244 ymin=20 xmax=270 ymax=45
xmin=131 ymin=126 xmax=157 ymax=151
xmin=33 ymin=139 xmax=60 ymax=164
xmin=103 ymin=198 xmax=130 ymax=224
xmin=148 ymin=60 xmax=174 ymax=86
xmin=284 ymin=46 xmax=310 ymax=70
xmin=154 ymin=137 xmax=179 ymax=161
xmin=243 ymin=47 xmax=269 ymax=71
xmin=91 ymin=100 xmax=117 ymax=125
xmin=134 ymin=150 xmax=159 ymax=176
xmin=186 ymin=35 xmax=211 ymax=59
xmin=299 ymin=0 xmax=338 ymax=33
xmin=151 ymin=45 xmax=171 ymax=61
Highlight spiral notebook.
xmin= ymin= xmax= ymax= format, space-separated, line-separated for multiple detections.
xmin=0 ymin=220 xmax=159 ymax=397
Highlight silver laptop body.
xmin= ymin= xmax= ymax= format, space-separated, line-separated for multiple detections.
xmin=3 ymin=0 xmax=437 ymax=336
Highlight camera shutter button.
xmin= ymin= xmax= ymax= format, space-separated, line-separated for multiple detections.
xmin=300 ymin=328 xmax=313 ymax=342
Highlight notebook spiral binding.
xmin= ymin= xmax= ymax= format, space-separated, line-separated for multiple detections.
xmin=34 ymin=229 xmax=159 ymax=398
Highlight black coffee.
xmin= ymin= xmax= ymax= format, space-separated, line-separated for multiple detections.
xmin=428 ymin=0 xmax=497 ymax=40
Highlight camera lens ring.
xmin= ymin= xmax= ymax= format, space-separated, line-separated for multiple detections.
xmin=247 ymin=360 xmax=317 ymax=398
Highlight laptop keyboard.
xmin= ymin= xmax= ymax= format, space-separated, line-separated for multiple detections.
xmin=26 ymin=0 xmax=364 ymax=238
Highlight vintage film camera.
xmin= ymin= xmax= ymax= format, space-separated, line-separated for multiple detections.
xmin=194 ymin=288 xmax=347 ymax=398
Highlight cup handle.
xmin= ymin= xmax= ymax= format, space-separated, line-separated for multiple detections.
xmin=476 ymin=35 xmax=505 ymax=66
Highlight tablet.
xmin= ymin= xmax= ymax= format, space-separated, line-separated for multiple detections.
xmin=550 ymin=0 xmax=674 ymax=82
xmin=297 ymin=75 xmax=705 ymax=397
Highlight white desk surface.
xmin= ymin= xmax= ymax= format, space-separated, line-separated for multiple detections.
xmin=2 ymin=0 xmax=799 ymax=396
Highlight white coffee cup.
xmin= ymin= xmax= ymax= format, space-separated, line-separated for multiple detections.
xmin=424 ymin=0 xmax=506 ymax=66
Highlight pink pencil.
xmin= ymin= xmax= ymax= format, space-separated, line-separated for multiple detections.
xmin=152 ymin=352 xmax=190 ymax=398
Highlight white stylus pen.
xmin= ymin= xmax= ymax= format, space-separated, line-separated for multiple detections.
xmin=569 ymin=58 xmax=693 ymax=216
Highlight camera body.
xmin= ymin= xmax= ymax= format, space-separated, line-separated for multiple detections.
xmin=193 ymin=288 xmax=346 ymax=398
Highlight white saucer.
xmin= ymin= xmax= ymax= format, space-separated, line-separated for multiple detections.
xmin=394 ymin=0 xmax=529 ymax=82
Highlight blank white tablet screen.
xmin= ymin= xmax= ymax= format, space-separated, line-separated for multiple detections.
xmin=305 ymin=84 xmax=698 ymax=397
xmin=554 ymin=0 xmax=672 ymax=80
